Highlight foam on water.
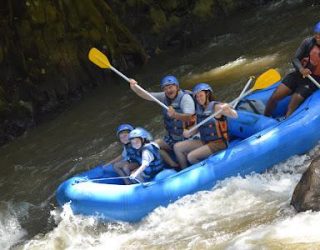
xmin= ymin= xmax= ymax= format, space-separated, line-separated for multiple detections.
xmin=18 ymin=146 xmax=320 ymax=249
xmin=227 ymin=211 xmax=320 ymax=250
xmin=183 ymin=54 xmax=279 ymax=86
xmin=0 ymin=201 xmax=29 ymax=250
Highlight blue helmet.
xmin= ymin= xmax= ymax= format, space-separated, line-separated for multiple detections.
xmin=160 ymin=75 xmax=179 ymax=89
xmin=192 ymin=83 xmax=213 ymax=96
xmin=314 ymin=21 xmax=320 ymax=33
xmin=129 ymin=128 xmax=149 ymax=140
xmin=116 ymin=124 xmax=134 ymax=136
xmin=135 ymin=127 xmax=153 ymax=141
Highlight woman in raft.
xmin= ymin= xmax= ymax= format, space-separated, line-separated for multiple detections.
xmin=174 ymin=83 xmax=238 ymax=168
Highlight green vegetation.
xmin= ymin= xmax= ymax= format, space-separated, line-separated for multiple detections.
xmin=0 ymin=0 xmax=268 ymax=145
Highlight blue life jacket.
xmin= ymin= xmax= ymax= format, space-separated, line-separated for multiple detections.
xmin=124 ymin=144 xmax=140 ymax=164
xmin=133 ymin=142 xmax=164 ymax=178
xmin=141 ymin=143 xmax=164 ymax=178
xmin=196 ymin=101 xmax=229 ymax=144
xmin=163 ymin=90 xmax=194 ymax=140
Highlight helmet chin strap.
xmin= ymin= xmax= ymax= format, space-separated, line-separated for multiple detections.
xmin=140 ymin=138 xmax=148 ymax=150
xmin=200 ymin=92 xmax=210 ymax=107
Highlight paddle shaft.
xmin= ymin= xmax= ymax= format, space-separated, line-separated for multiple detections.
xmin=307 ymin=75 xmax=320 ymax=89
xmin=110 ymin=66 xmax=169 ymax=110
xmin=188 ymin=69 xmax=281 ymax=133
xmin=188 ymin=87 xmax=254 ymax=133
xmin=87 ymin=175 xmax=142 ymax=183
xmin=232 ymin=77 xmax=254 ymax=108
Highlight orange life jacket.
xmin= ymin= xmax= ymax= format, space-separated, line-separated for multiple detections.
xmin=301 ymin=44 xmax=320 ymax=76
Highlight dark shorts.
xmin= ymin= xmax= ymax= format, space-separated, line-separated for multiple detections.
xmin=163 ymin=134 xmax=182 ymax=149
xmin=282 ymin=71 xmax=319 ymax=99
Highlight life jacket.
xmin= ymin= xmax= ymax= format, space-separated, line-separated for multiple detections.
xmin=124 ymin=143 xmax=140 ymax=164
xmin=141 ymin=143 xmax=164 ymax=178
xmin=301 ymin=44 xmax=320 ymax=76
xmin=131 ymin=142 xmax=164 ymax=178
xmin=196 ymin=101 xmax=229 ymax=144
xmin=163 ymin=90 xmax=195 ymax=140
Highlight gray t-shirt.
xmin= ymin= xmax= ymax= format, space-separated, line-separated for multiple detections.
xmin=150 ymin=91 xmax=195 ymax=114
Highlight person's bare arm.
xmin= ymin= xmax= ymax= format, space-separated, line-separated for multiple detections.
xmin=292 ymin=38 xmax=313 ymax=77
xmin=167 ymin=106 xmax=195 ymax=122
xmin=214 ymin=103 xmax=238 ymax=118
xmin=129 ymin=79 xmax=154 ymax=101
xmin=107 ymin=154 xmax=122 ymax=165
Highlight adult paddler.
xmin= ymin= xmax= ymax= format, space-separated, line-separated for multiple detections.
xmin=265 ymin=21 xmax=320 ymax=118
xmin=129 ymin=75 xmax=195 ymax=168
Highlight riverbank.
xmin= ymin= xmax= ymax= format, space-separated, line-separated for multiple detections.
xmin=0 ymin=0 xmax=275 ymax=146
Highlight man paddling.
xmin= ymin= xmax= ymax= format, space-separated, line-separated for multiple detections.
xmin=129 ymin=75 xmax=195 ymax=167
xmin=265 ymin=21 xmax=320 ymax=118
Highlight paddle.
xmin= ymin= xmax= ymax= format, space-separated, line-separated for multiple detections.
xmin=232 ymin=76 xmax=254 ymax=108
xmin=188 ymin=69 xmax=281 ymax=134
xmin=88 ymin=48 xmax=169 ymax=110
xmin=88 ymin=176 xmax=142 ymax=183
xmin=307 ymin=75 xmax=320 ymax=88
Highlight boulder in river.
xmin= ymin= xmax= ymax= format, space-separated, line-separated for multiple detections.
xmin=291 ymin=156 xmax=320 ymax=212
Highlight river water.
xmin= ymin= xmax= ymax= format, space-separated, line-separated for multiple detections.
xmin=1 ymin=1 xmax=320 ymax=249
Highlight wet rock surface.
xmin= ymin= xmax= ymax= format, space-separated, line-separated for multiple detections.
xmin=291 ymin=156 xmax=320 ymax=212
xmin=0 ymin=0 xmax=272 ymax=146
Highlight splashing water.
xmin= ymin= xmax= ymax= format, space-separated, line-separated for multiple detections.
xmin=16 ymin=146 xmax=320 ymax=250
xmin=3 ymin=1 xmax=320 ymax=249
xmin=182 ymin=54 xmax=280 ymax=86
xmin=0 ymin=201 xmax=29 ymax=250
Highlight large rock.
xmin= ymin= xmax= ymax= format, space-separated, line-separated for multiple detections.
xmin=0 ymin=0 xmax=147 ymax=146
xmin=291 ymin=156 xmax=320 ymax=212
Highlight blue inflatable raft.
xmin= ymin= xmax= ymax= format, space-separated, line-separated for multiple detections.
xmin=56 ymin=82 xmax=320 ymax=222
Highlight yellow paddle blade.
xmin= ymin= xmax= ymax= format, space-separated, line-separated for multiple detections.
xmin=88 ymin=48 xmax=111 ymax=69
xmin=252 ymin=68 xmax=281 ymax=91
